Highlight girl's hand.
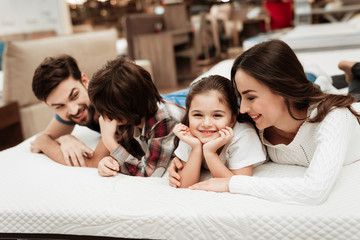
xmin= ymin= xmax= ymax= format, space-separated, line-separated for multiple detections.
xmin=98 ymin=156 xmax=120 ymax=177
xmin=203 ymin=126 xmax=233 ymax=153
xmin=173 ymin=123 xmax=201 ymax=148
xmin=189 ymin=178 xmax=231 ymax=192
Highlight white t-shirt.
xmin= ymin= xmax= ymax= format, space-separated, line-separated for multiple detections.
xmin=174 ymin=122 xmax=266 ymax=170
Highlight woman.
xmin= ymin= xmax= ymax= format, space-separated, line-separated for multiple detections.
xmin=168 ymin=40 xmax=360 ymax=205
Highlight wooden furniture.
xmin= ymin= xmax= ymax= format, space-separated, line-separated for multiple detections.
xmin=133 ymin=32 xmax=177 ymax=89
xmin=0 ymin=101 xmax=23 ymax=150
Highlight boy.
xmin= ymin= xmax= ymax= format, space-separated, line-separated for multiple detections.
xmin=88 ymin=57 xmax=185 ymax=177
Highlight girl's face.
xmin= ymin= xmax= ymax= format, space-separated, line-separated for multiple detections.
xmin=234 ymin=69 xmax=288 ymax=130
xmin=188 ymin=90 xmax=236 ymax=144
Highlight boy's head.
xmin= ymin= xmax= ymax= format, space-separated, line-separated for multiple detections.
xmin=88 ymin=57 xmax=162 ymax=126
xmin=32 ymin=54 xmax=95 ymax=126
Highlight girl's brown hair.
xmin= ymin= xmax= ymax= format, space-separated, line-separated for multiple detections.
xmin=230 ymin=39 xmax=360 ymax=123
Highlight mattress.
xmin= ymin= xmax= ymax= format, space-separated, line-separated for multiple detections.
xmin=243 ymin=18 xmax=360 ymax=52
xmin=1 ymin=125 xmax=360 ymax=239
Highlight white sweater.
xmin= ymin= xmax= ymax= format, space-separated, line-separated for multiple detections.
xmin=229 ymin=103 xmax=360 ymax=205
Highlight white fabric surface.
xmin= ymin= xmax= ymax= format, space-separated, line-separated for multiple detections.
xmin=243 ymin=18 xmax=360 ymax=52
xmin=0 ymin=126 xmax=360 ymax=239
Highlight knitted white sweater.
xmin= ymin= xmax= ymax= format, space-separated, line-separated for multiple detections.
xmin=229 ymin=103 xmax=360 ymax=205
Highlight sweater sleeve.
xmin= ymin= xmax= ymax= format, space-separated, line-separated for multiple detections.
xmin=229 ymin=108 xmax=354 ymax=205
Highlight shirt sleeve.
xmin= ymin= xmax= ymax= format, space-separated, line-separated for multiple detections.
xmin=174 ymin=140 xmax=192 ymax=162
xmin=55 ymin=114 xmax=75 ymax=126
xmin=111 ymin=118 xmax=178 ymax=177
xmin=229 ymin=108 xmax=354 ymax=205
xmin=227 ymin=127 xmax=266 ymax=170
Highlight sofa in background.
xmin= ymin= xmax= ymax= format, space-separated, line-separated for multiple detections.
xmin=2 ymin=29 xmax=118 ymax=139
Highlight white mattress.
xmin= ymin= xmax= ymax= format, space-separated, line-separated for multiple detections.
xmin=243 ymin=18 xmax=360 ymax=52
xmin=1 ymin=125 xmax=360 ymax=239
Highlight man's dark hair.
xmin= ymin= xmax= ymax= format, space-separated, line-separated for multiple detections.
xmin=32 ymin=54 xmax=82 ymax=101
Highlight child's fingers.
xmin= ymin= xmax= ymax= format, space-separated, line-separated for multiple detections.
xmin=105 ymin=158 xmax=119 ymax=171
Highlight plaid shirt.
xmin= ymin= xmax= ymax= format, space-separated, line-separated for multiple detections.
xmin=110 ymin=101 xmax=184 ymax=177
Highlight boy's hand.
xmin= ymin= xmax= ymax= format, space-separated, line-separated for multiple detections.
xmin=98 ymin=156 xmax=120 ymax=177
xmin=173 ymin=123 xmax=201 ymax=148
xmin=99 ymin=115 xmax=118 ymax=138
xmin=203 ymin=126 xmax=233 ymax=153
xmin=99 ymin=116 xmax=119 ymax=152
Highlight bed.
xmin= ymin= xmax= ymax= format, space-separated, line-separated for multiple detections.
xmin=243 ymin=18 xmax=360 ymax=52
xmin=1 ymin=48 xmax=360 ymax=240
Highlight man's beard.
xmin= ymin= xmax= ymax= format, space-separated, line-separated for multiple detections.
xmin=68 ymin=104 xmax=95 ymax=126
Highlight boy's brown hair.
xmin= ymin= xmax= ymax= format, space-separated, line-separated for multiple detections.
xmin=88 ymin=57 xmax=162 ymax=126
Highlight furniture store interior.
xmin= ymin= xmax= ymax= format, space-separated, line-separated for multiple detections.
xmin=1 ymin=1 xmax=360 ymax=240
xmin=1 ymin=0 xmax=360 ymax=149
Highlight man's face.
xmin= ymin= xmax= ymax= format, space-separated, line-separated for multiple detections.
xmin=45 ymin=75 xmax=94 ymax=126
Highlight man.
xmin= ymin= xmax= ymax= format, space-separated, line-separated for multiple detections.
xmin=31 ymin=54 xmax=108 ymax=167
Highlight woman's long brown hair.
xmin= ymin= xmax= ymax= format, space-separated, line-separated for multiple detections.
xmin=230 ymin=40 xmax=360 ymax=123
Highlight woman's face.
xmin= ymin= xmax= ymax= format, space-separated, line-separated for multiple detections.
xmin=234 ymin=69 xmax=288 ymax=130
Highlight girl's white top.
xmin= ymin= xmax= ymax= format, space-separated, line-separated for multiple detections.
xmin=229 ymin=103 xmax=360 ymax=205
xmin=174 ymin=122 xmax=266 ymax=170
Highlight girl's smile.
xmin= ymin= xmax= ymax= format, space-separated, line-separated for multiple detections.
xmin=188 ymin=90 xmax=236 ymax=144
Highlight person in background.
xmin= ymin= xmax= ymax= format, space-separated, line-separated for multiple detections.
xmin=88 ymin=57 xmax=185 ymax=177
xmin=171 ymin=75 xmax=265 ymax=188
xmin=168 ymin=40 xmax=360 ymax=205
xmin=31 ymin=54 xmax=108 ymax=167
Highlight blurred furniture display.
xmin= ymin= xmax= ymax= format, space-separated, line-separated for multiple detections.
xmin=124 ymin=13 xmax=165 ymax=60
xmin=164 ymin=2 xmax=202 ymax=80
xmin=0 ymin=0 xmax=72 ymax=37
xmin=243 ymin=17 xmax=360 ymax=51
xmin=263 ymin=0 xmax=293 ymax=30
xmin=2 ymin=29 xmax=118 ymax=139
xmin=209 ymin=3 xmax=243 ymax=48
xmin=126 ymin=3 xmax=199 ymax=89
xmin=294 ymin=1 xmax=360 ymax=25
xmin=0 ymin=101 xmax=23 ymax=150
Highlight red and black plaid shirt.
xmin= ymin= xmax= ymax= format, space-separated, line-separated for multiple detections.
xmin=110 ymin=101 xmax=184 ymax=177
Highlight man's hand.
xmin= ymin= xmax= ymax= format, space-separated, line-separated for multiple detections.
xmin=98 ymin=156 xmax=120 ymax=177
xmin=57 ymin=134 xmax=94 ymax=167
xmin=167 ymin=158 xmax=184 ymax=188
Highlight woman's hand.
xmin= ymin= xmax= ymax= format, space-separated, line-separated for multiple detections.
xmin=167 ymin=157 xmax=184 ymax=188
xmin=203 ymin=126 xmax=234 ymax=154
xmin=189 ymin=177 xmax=231 ymax=192
xmin=98 ymin=156 xmax=120 ymax=177
xmin=173 ymin=123 xmax=201 ymax=148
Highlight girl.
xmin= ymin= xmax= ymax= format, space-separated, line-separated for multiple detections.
xmin=172 ymin=75 xmax=266 ymax=188
xmin=173 ymin=40 xmax=360 ymax=205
